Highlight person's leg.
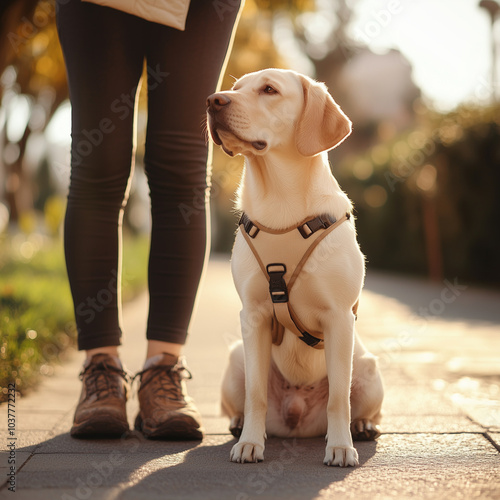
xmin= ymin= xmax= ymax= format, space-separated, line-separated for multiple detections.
xmin=56 ymin=0 xmax=145 ymax=437
xmin=144 ymin=0 xmax=242 ymax=359
xmin=57 ymin=0 xmax=145 ymax=355
xmin=134 ymin=0 xmax=242 ymax=439
xmin=146 ymin=340 xmax=182 ymax=359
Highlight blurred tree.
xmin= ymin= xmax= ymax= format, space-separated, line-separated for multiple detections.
xmin=288 ymin=0 xmax=356 ymax=78
xmin=0 ymin=0 xmax=67 ymax=226
xmin=0 ymin=0 xmax=38 ymax=74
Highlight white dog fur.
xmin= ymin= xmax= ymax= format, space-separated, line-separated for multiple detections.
xmin=206 ymin=69 xmax=383 ymax=467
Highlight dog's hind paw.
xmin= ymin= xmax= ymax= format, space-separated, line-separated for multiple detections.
xmin=351 ymin=419 xmax=381 ymax=441
xmin=229 ymin=415 xmax=244 ymax=438
xmin=323 ymin=445 xmax=359 ymax=467
xmin=230 ymin=441 xmax=265 ymax=463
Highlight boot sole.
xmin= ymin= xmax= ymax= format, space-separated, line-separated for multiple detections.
xmin=71 ymin=416 xmax=129 ymax=439
xmin=135 ymin=414 xmax=204 ymax=441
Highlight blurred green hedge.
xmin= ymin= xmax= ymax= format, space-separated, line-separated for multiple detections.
xmin=0 ymin=234 xmax=149 ymax=401
xmin=335 ymin=104 xmax=500 ymax=285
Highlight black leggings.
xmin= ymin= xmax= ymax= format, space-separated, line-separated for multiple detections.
xmin=56 ymin=0 xmax=241 ymax=350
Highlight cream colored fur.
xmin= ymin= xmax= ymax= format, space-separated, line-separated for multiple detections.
xmin=207 ymin=69 xmax=383 ymax=467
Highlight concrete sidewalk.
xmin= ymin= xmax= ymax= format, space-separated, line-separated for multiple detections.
xmin=1 ymin=256 xmax=500 ymax=499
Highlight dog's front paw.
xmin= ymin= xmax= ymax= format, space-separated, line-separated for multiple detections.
xmin=323 ymin=445 xmax=359 ymax=467
xmin=230 ymin=441 xmax=265 ymax=463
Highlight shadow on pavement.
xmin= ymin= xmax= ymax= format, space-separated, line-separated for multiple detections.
xmin=13 ymin=430 xmax=377 ymax=499
xmin=119 ymin=436 xmax=378 ymax=500
xmin=364 ymin=270 xmax=500 ymax=324
xmin=13 ymin=430 xmax=200 ymax=493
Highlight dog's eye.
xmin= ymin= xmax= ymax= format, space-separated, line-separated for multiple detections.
xmin=262 ymin=85 xmax=278 ymax=95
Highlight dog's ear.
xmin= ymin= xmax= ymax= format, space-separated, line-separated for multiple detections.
xmin=295 ymin=75 xmax=352 ymax=157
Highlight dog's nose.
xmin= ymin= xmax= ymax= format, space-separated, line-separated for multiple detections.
xmin=207 ymin=93 xmax=231 ymax=111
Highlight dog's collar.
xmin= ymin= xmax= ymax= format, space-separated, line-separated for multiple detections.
xmin=239 ymin=212 xmax=350 ymax=240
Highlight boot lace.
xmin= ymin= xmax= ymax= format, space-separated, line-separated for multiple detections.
xmin=134 ymin=359 xmax=192 ymax=401
xmin=80 ymin=361 xmax=130 ymax=400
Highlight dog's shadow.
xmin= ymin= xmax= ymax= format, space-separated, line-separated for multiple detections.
xmin=120 ymin=435 xmax=378 ymax=499
xmin=14 ymin=431 xmax=377 ymax=499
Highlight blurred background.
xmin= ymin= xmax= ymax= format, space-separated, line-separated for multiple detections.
xmin=1 ymin=0 xmax=499 ymax=396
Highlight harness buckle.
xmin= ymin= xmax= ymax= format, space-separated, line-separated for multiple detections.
xmin=298 ymin=214 xmax=336 ymax=239
xmin=239 ymin=213 xmax=260 ymax=238
xmin=266 ymin=263 xmax=289 ymax=303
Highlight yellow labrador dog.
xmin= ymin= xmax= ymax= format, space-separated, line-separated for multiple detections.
xmin=206 ymin=69 xmax=383 ymax=467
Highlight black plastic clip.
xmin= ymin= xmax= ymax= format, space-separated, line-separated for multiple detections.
xmin=298 ymin=214 xmax=336 ymax=239
xmin=266 ymin=263 xmax=288 ymax=303
xmin=239 ymin=213 xmax=259 ymax=238
xmin=299 ymin=330 xmax=322 ymax=348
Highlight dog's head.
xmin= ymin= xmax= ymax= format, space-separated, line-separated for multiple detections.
xmin=206 ymin=68 xmax=351 ymax=158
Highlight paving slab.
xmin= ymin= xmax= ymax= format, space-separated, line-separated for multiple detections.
xmin=486 ymin=432 xmax=500 ymax=451
xmin=451 ymin=396 xmax=500 ymax=430
xmin=0 ymin=409 xmax=68 ymax=431
xmin=380 ymin=414 xmax=484 ymax=433
xmin=380 ymin=384 xmax=462 ymax=416
xmin=0 ymin=430 xmax=52 ymax=452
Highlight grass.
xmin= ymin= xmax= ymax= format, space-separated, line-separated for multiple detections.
xmin=0 ymin=233 xmax=149 ymax=401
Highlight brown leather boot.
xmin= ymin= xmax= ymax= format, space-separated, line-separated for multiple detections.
xmin=71 ymin=353 xmax=130 ymax=438
xmin=134 ymin=353 xmax=204 ymax=440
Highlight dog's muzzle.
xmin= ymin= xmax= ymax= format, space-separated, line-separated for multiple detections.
xmin=207 ymin=93 xmax=231 ymax=112
xmin=206 ymin=93 xmax=268 ymax=152
xmin=206 ymin=93 xmax=230 ymax=147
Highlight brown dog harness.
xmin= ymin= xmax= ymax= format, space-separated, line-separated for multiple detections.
xmin=238 ymin=212 xmax=351 ymax=350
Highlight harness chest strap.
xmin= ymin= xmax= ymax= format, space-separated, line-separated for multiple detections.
xmin=238 ymin=212 xmax=351 ymax=349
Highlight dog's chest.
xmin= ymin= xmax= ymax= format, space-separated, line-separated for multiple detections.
xmin=232 ymin=226 xmax=338 ymax=301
